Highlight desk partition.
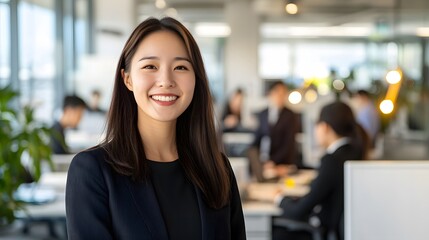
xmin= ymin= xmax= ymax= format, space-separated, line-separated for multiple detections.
xmin=345 ymin=161 xmax=429 ymax=240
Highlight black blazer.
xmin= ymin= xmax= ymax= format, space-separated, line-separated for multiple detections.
xmin=65 ymin=147 xmax=246 ymax=240
xmin=279 ymin=144 xmax=362 ymax=231
xmin=252 ymin=107 xmax=298 ymax=165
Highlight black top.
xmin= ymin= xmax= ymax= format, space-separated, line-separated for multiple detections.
xmin=51 ymin=121 xmax=68 ymax=154
xmin=147 ymin=160 xmax=202 ymax=240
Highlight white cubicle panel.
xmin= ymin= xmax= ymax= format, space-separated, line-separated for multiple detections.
xmin=345 ymin=161 xmax=429 ymax=240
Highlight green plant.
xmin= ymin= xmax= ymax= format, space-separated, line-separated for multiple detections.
xmin=0 ymin=85 xmax=53 ymax=225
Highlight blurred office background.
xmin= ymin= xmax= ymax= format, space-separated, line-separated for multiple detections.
xmin=1 ymin=0 xmax=429 ymax=140
xmin=1 ymin=0 xmax=429 ymax=239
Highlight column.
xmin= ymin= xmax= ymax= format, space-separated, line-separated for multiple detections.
xmin=225 ymin=1 xmax=261 ymax=127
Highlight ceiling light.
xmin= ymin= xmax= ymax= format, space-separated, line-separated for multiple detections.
xmin=195 ymin=23 xmax=231 ymax=37
xmin=261 ymin=24 xmax=372 ymax=38
xmin=417 ymin=27 xmax=429 ymax=37
xmin=155 ymin=0 xmax=166 ymax=9
xmin=164 ymin=8 xmax=178 ymax=17
xmin=288 ymin=91 xmax=302 ymax=104
xmin=304 ymin=89 xmax=318 ymax=103
xmin=386 ymin=70 xmax=402 ymax=84
xmin=332 ymin=79 xmax=345 ymax=91
xmin=285 ymin=3 xmax=298 ymax=15
xmin=380 ymin=100 xmax=394 ymax=114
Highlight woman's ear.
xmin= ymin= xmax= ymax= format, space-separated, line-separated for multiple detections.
xmin=122 ymin=69 xmax=133 ymax=91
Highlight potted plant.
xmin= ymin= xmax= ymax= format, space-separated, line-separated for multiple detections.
xmin=0 ymin=85 xmax=53 ymax=225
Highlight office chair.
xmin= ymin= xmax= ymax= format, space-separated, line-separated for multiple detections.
xmin=273 ymin=217 xmax=341 ymax=240
xmin=272 ymin=217 xmax=323 ymax=240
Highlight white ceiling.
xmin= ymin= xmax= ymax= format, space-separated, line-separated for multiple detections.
xmin=137 ymin=0 xmax=429 ymax=37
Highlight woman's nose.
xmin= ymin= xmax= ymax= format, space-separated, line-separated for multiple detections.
xmin=157 ymin=70 xmax=176 ymax=88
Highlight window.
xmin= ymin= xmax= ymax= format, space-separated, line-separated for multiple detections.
xmin=18 ymin=0 xmax=56 ymax=122
xmin=0 ymin=2 xmax=10 ymax=87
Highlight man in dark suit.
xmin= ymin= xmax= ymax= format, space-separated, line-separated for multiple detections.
xmin=252 ymin=81 xmax=299 ymax=176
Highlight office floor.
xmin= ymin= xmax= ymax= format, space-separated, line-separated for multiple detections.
xmin=0 ymin=220 xmax=66 ymax=240
xmin=1 ymin=137 xmax=428 ymax=240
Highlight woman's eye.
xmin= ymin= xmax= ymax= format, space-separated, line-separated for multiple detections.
xmin=142 ymin=65 xmax=157 ymax=70
xmin=175 ymin=65 xmax=188 ymax=70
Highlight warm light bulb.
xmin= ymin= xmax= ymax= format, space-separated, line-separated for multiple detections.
xmin=380 ymin=99 xmax=394 ymax=114
xmin=288 ymin=91 xmax=302 ymax=104
xmin=285 ymin=3 xmax=298 ymax=15
xmin=304 ymin=89 xmax=318 ymax=103
xmin=332 ymin=79 xmax=345 ymax=91
xmin=386 ymin=70 xmax=402 ymax=84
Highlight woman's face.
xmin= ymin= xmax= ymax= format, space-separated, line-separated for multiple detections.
xmin=123 ymin=30 xmax=196 ymax=123
xmin=315 ymin=121 xmax=329 ymax=148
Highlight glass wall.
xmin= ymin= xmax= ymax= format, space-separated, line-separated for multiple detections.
xmin=3 ymin=0 xmax=93 ymax=123
xmin=18 ymin=0 xmax=56 ymax=122
xmin=0 ymin=1 xmax=10 ymax=88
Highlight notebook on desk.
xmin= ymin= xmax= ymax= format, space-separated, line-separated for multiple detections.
xmin=247 ymin=147 xmax=280 ymax=183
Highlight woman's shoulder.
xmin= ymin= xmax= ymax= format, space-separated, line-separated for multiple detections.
xmin=70 ymin=146 xmax=109 ymax=172
xmin=335 ymin=143 xmax=363 ymax=160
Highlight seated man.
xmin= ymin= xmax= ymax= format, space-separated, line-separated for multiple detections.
xmin=50 ymin=95 xmax=86 ymax=154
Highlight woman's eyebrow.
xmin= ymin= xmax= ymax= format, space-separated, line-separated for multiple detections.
xmin=137 ymin=56 xmax=191 ymax=62
xmin=138 ymin=56 xmax=158 ymax=62
xmin=174 ymin=57 xmax=191 ymax=63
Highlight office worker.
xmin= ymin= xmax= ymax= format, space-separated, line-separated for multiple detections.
xmin=272 ymin=101 xmax=367 ymax=240
xmin=252 ymin=81 xmax=299 ymax=176
xmin=66 ymin=17 xmax=246 ymax=240
xmin=50 ymin=95 xmax=86 ymax=154
xmin=222 ymin=88 xmax=244 ymax=132
xmin=353 ymin=89 xmax=380 ymax=147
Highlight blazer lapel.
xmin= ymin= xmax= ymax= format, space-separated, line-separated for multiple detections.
xmin=126 ymin=179 xmax=169 ymax=240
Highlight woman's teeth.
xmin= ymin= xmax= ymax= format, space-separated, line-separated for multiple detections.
xmin=151 ymin=95 xmax=178 ymax=102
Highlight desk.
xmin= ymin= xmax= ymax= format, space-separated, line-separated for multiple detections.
xmin=243 ymin=169 xmax=316 ymax=240
xmin=243 ymin=201 xmax=282 ymax=240
xmin=14 ymin=173 xmax=68 ymax=238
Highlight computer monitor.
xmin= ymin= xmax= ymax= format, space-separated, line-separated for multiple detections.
xmin=344 ymin=161 xmax=429 ymax=240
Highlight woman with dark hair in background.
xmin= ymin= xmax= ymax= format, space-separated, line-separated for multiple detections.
xmin=272 ymin=101 xmax=368 ymax=240
xmin=66 ymin=17 xmax=245 ymax=240
xmin=222 ymin=88 xmax=244 ymax=132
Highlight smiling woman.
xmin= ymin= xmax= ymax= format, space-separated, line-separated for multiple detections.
xmin=122 ymin=30 xmax=195 ymax=123
xmin=65 ymin=17 xmax=246 ymax=240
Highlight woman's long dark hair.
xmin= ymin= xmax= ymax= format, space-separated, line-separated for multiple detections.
xmin=100 ymin=17 xmax=230 ymax=209
xmin=318 ymin=101 xmax=369 ymax=159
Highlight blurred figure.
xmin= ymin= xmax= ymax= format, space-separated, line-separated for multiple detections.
xmin=353 ymin=89 xmax=380 ymax=147
xmin=272 ymin=101 xmax=367 ymax=240
xmin=87 ymin=89 xmax=106 ymax=114
xmin=252 ymin=81 xmax=299 ymax=176
xmin=50 ymin=95 xmax=86 ymax=154
xmin=222 ymin=88 xmax=244 ymax=132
